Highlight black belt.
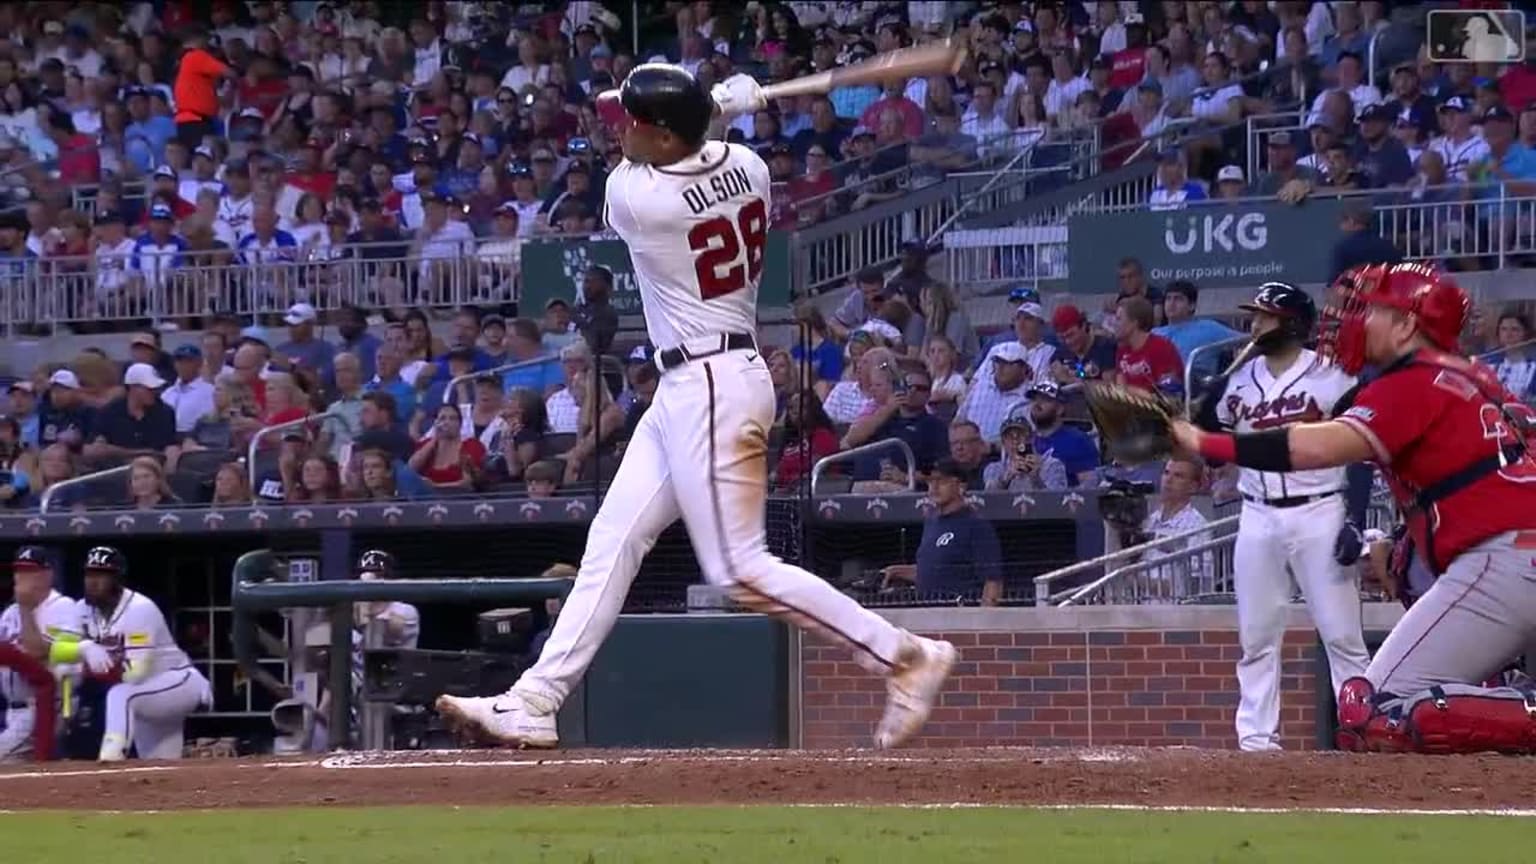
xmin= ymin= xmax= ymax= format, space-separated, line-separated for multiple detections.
xmin=6 ymin=701 xmax=30 ymax=710
xmin=1242 ymin=490 xmax=1340 ymax=509
xmin=658 ymin=333 xmax=757 ymax=372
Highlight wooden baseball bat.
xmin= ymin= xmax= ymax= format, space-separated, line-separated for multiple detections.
xmin=1186 ymin=338 xmax=1261 ymax=420
xmin=759 ymin=37 xmax=969 ymax=101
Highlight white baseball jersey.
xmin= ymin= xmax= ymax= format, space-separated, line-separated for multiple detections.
xmin=0 ymin=592 xmax=79 ymax=703
xmin=1216 ymin=348 xmax=1356 ymax=500
xmin=80 ymin=590 xmax=192 ymax=679
xmin=603 ymin=140 xmax=767 ymax=350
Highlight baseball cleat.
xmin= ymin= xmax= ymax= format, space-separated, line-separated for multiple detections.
xmin=435 ymin=692 xmax=558 ymax=749
xmin=874 ymin=636 xmax=957 ymax=749
xmin=98 ymin=733 xmax=128 ymax=763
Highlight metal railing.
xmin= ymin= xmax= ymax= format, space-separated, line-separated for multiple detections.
xmin=247 ymin=410 xmax=353 ymax=492
xmin=809 ymin=438 xmax=917 ymax=496
xmin=1059 ymin=530 xmax=1238 ymax=606
xmin=39 ymin=463 xmax=134 ymax=514
xmin=442 ymin=354 xmax=560 ymax=405
xmin=1032 ymin=515 xmax=1240 ymax=604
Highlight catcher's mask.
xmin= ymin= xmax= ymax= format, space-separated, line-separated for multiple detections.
xmin=1319 ymin=263 xmax=1470 ymax=375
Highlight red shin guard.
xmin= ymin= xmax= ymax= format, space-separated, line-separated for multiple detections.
xmin=1409 ymin=689 xmax=1536 ymax=755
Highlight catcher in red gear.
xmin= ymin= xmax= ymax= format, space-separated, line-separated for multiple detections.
xmin=1172 ymin=262 xmax=1536 ymax=754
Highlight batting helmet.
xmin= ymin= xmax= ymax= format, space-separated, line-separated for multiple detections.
xmin=1239 ymin=281 xmax=1316 ymax=353
xmin=83 ymin=545 xmax=127 ymax=576
xmin=355 ymin=549 xmax=396 ymax=580
xmin=1320 ymin=263 xmax=1470 ymax=374
xmin=619 ymin=64 xmax=714 ymax=147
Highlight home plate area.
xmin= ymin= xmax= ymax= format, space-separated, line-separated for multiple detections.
xmin=4 ymin=747 xmax=1536 ymax=812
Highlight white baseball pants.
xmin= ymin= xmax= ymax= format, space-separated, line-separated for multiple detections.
xmin=516 ymin=347 xmax=908 ymax=706
xmin=1233 ymin=494 xmax=1370 ymax=751
xmin=0 ymin=705 xmax=34 ymax=762
xmin=102 ymin=667 xmax=212 ymax=760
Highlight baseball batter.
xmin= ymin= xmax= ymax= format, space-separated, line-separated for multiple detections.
xmin=1204 ymin=282 xmax=1370 ymax=752
xmin=0 ymin=546 xmax=79 ymax=761
xmin=50 ymin=546 xmax=211 ymax=761
xmin=438 ymin=64 xmax=955 ymax=749
xmin=1174 ymin=263 xmax=1536 ymax=754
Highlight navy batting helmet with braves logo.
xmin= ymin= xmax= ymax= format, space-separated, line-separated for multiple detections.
xmin=1240 ymin=281 xmax=1316 ymax=350
xmin=620 ymin=64 xmax=714 ymax=147
xmin=355 ymin=549 xmax=396 ymax=580
xmin=84 ymin=545 xmax=127 ymax=576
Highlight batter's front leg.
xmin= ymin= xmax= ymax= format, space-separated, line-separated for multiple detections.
xmin=1233 ymin=505 xmax=1290 ymax=752
xmin=437 ymin=410 xmax=681 ymax=747
xmin=1287 ymin=498 xmax=1369 ymax=696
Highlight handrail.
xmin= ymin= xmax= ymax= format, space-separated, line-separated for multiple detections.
xmin=247 ymin=410 xmax=353 ymax=491
xmin=1032 ymin=513 xmax=1239 ymax=603
xmin=1058 ymin=530 xmax=1238 ymax=607
xmin=443 ymin=353 xmax=559 ymax=406
xmin=809 ymin=437 xmax=917 ymax=497
xmin=918 ymin=143 xmax=1039 ymax=251
xmin=1183 ymin=334 xmax=1252 ymax=416
xmin=1478 ymin=336 xmax=1536 ymax=363
xmin=39 ymin=463 xmax=134 ymax=514
xmin=1366 ymin=27 xmax=1385 ymax=93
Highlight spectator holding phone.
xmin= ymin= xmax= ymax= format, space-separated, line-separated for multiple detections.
xmin=983 ymin=404 xmax=1067 ymax=492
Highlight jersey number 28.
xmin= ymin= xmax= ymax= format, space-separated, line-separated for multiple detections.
xmin=688 ymin=198 xmax=767 ymax=300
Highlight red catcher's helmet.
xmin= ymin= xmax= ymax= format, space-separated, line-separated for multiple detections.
xmin=1318 ymin=262 xmax=1470 ymax=374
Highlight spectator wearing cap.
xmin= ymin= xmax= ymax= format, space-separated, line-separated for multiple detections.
xmin=274 ymin=303 xmax=338 ymax=387
xmin=505 ymin=164 xmax=546 ymax=238
xmin=91 ymin=210 xmax=137 ymax=311
xmin=217 ymin=159 xmax=256 ymax=243
xmin=1085 ymin=56 xmax=1124 ymax=115
xmin=1354 ymin=102 xmax=1414 ymax=188
xmin=1384 ymin=63 xmax=1439 ymax=140
xmin=884 ymin=240 xmax=938 ymax=310
xmin=765 ymin=141 xmax=796 ymax=184
xmin=411 ymin=191 xmax=477 ymax=287
xmin=172 ymin=27 xmax=234 ymax=149
xmin=161 ymin=344 xmax=216 ymax=436
xmin=1154 ymin=281 xmax=1243 ymax=380
xmin=1113 ymin=296 xmax=1183 ymax=395
xmin=1390 ymin=107 xmax=1428 ymax=167
xmin=1429 ymin=96 xmax=1491 ymax=183
xmin=880 ymin=457 xmax=1004 ymax=605
xmin=83 ymin=363 xmax=177 ymax=466
xmin=974 ymin=302 xmax=1057 ymax=384
xmin=144 ymin=166 xmax=198 ymax=226
xmin=478 ymin=202 xmax=523 ymax=287
xmin=1213 ymin=165 xmax=1247 ymax=199
xmin=237 ymin=207 xmax=300 ymax=286
xmin=830 ymin=267 xmax=889 ymax=342
xmin=528 ymin=148 xmax=560 ymax=198
xmin=540 ymin=299 xmax=580 ymax=353
xmin=983 ymin=403 xmax=1068 ymax=492
xmin=346 ymin=198 xmax=408 ymax=265
xmin=1024 ymin=380 xmax=1100 ymax=484
xmin=844 ymin=365 xmax=949 ymax=484
xmin=538 ymin=160 xmax=600 ymax=234
xmin=573 ymin=265 xmax=620 ymax=356
xmin=501 ymin=318 xmax=563 ymax=395
xmin=958 ymin=341 xmax=1035 ymax=445
xmin=8 ymin=380 xmax=38 ymax=449
xmin=790 ymin=97 xmax=848 ymax=162
xmin=1148 ymin=150 xmax=1207 ymax=211
xmin=1469 ymin=105 xmax=1536 ymax=245
xmin=37 ymin=370 xmax=89 ymax=451
xmin=1253 ymin=131 xmax=1317 ymax=197
xmin=133 ymin=203 xmax=188 ymax=307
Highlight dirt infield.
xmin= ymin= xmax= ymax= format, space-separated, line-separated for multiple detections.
xmin=3 ymin=748 xmax=1536 ymax=811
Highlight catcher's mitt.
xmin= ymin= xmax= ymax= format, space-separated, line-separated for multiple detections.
xmin=1084 ymin=382 xmax=1177 ymax=464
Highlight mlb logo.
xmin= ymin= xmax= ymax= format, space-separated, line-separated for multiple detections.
xmin=1427 ymin=10 xmax=1526 ymax=63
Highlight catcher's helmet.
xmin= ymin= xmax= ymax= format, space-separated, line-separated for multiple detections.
xmin=84 ymin=545 xmax=127 ymax=576
xmin=1240 ymin=281 xmax=1315 ymax=350
xmin=1320 ymin=263 xmax=1469 ymax=374
xmin=355 ymin=549 xmax=396 ymax=580
xmin=620 ymin=64 xmax=714 ymax=147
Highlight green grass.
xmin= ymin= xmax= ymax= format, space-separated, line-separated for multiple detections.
xmin=3 ymin=806 xmax=1531 ymax=863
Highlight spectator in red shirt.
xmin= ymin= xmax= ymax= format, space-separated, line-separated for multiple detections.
xmin=172 ymin=27 xmax=232 ymax=149
xmin=1500 ymin=53 xmax=1536 ymax=112
xmin=859 ymin=79 xmax=926 ymax=141
xmin=45 ymin=109 xmax=99 ymax=185
xmin=1108 ymin=16 xmax=1150 ymax=91
xmin=288 ymin=138 xmax=337 ymax=202
xmin=1113 ymin=295 xmax=1183 ymax=394
xmin=782 ymin=144 xmax=837 ymax=227
xmin=774 ymin=391 xmax=841 ymax=491
xmin=409 ymin=402 xmax=485 ymax=490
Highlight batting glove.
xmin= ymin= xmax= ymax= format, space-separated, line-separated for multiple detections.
xmin=78 ymin=641 xmax=115 ymax=675
xmin=1333 ymin=520 xmax=1364 ymax=567
xmin=710 ymin=74 xmax=767 ymax=118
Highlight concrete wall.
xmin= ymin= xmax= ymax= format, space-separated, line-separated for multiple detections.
xmin=798 ymin=603 xmax=1405 ymax=750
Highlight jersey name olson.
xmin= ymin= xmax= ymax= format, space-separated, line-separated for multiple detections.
xmin=682 ymin=166 xmax=757 ymax=215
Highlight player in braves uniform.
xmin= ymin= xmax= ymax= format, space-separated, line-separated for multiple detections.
xmin=437 ymin=64 xmax=956 ymax=749
xmin=49 ymin=547 xmax=211 ymax=761
xmin=1202 ymin=283 xmax=1370 ymax=751
xmin=1174 ymin=262 xmax=1536 ymax=754
xmin=0 ymin=547 xmax=80 ymax=761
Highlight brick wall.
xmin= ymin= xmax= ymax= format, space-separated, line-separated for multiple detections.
xmin=800 ymin=628 xmax=1324 ymax=750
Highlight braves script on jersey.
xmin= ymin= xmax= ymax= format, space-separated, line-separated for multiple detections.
xmin=1218 ymin=349 xmax=1357 ymax=499
xmin=603 ymin=140 xmax=766 ymax=348
xmin=1336 ymin=351 xmax=1536 ymax=569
